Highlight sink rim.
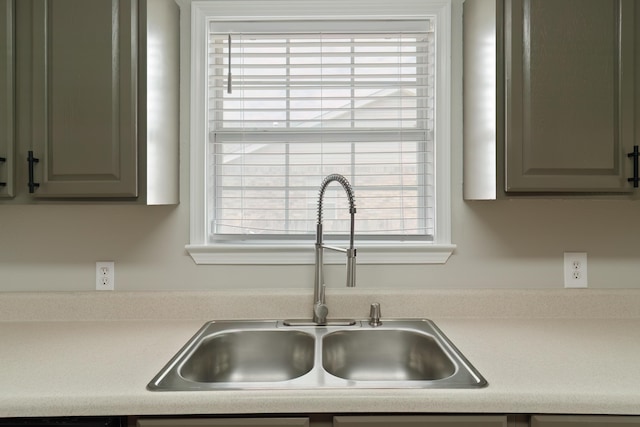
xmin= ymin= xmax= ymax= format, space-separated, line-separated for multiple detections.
xmin=147 ymin=319 xmax=488 ymax=391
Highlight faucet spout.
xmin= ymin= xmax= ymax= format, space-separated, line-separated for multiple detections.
xmin=313 ymin=174 xmax=357 ymax=324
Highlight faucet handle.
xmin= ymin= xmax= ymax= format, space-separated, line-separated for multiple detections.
xmin=314 ymin=302 xmax=329 ymax=324
xmin=313 ymin=284 xmax=329 ymax=324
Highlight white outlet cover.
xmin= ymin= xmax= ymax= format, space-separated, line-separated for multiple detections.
xmin=564 ymin=252 xmax=587 ymax=288
xmin=96 ymin=261 xmax=115 ymax=291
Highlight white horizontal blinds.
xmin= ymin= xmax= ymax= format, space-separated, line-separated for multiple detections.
xmin=207 ymin=20 xmax=435 ymax=240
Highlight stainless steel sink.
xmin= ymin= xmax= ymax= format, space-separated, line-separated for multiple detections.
xmin=148 ymin=319 xmax=487 ymax=391
xmin=180 ymin=330 xmax=315 ymax=383
xmin=322 ymin=329 xmax=456 ymax=381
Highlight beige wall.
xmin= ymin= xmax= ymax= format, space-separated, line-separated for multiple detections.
xmin=1 ymin=0 xmax=640 ymax=292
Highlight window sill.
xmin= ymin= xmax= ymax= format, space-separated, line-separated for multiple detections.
xmin=185 ymin=242 xmax=456 ymax=265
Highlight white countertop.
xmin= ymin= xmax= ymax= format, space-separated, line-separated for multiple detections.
xmin=1 ymin=290 xmax=639 ymax=417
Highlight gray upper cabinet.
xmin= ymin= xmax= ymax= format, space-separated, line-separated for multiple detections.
xmin=505 ymin=0 xmax=636 ymax=193
xmin=10 ymin=0 xmax=179 ymax=203
xmin=464 ymin=0 xmax=640 ymax=198
xmin=0 ymin=0 xmax=14 ymax=199
xmin=28 ymin=0 xmax=138 ymax=197
xmin=24 ymin=0 xmax=137 ymax=198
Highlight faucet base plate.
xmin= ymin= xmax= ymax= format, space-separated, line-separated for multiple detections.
xmin=283 ymin=319 xmax=357 ymax=327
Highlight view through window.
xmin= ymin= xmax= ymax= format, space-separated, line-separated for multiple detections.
xmin=207 ymin=22 xmax=436 ymax=242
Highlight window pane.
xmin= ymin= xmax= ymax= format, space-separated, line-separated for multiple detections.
xmin=208 ymin=26 xmax=435 ymax=240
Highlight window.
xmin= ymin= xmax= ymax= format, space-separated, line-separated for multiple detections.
xmin=187 ymin=0 xmax=455 ymax=265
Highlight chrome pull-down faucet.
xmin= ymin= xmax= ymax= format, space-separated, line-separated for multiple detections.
xmin=313 ymin=174 xmax=357 ymax=324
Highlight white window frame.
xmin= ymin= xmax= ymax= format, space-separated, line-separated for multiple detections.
xmin=186 ymin=0 xmax=456 ymax=265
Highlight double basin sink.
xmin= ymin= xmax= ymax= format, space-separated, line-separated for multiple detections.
xmin=147 ymin=319 xmax=487 ymax=390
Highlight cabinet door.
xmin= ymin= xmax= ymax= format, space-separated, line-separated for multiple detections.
xmin=531 ymin=415 xmax=640 ymax=426
xmin=504 ymin=0 xmax=636 ymax=192
xmin=0 ymin=0 xmax=14 ymax=198
xmin=27 ymin=0 xmax=138 ymax=197
xmin=333 ymin=415 xmax=507 ymax=427
xmin=137 ymin=419 xmax=310 ymax=427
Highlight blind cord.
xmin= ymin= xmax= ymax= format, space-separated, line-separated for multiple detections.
xmin=227 ymin=34 xmax=232 ymax=94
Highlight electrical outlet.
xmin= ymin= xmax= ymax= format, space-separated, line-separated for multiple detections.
xmin=96 ymin=261 xmax=115 ymax=291
xmin=564 ymin=252 xmax=587 ymax=288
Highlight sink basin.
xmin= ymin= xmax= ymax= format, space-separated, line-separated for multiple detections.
xmin=148 ymin=319 xmax=487 ymax=391
xmin=180 ymin=330 xmax=315 ymax=383
xmin=322 ymin=329 xmax=456 ymax=381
